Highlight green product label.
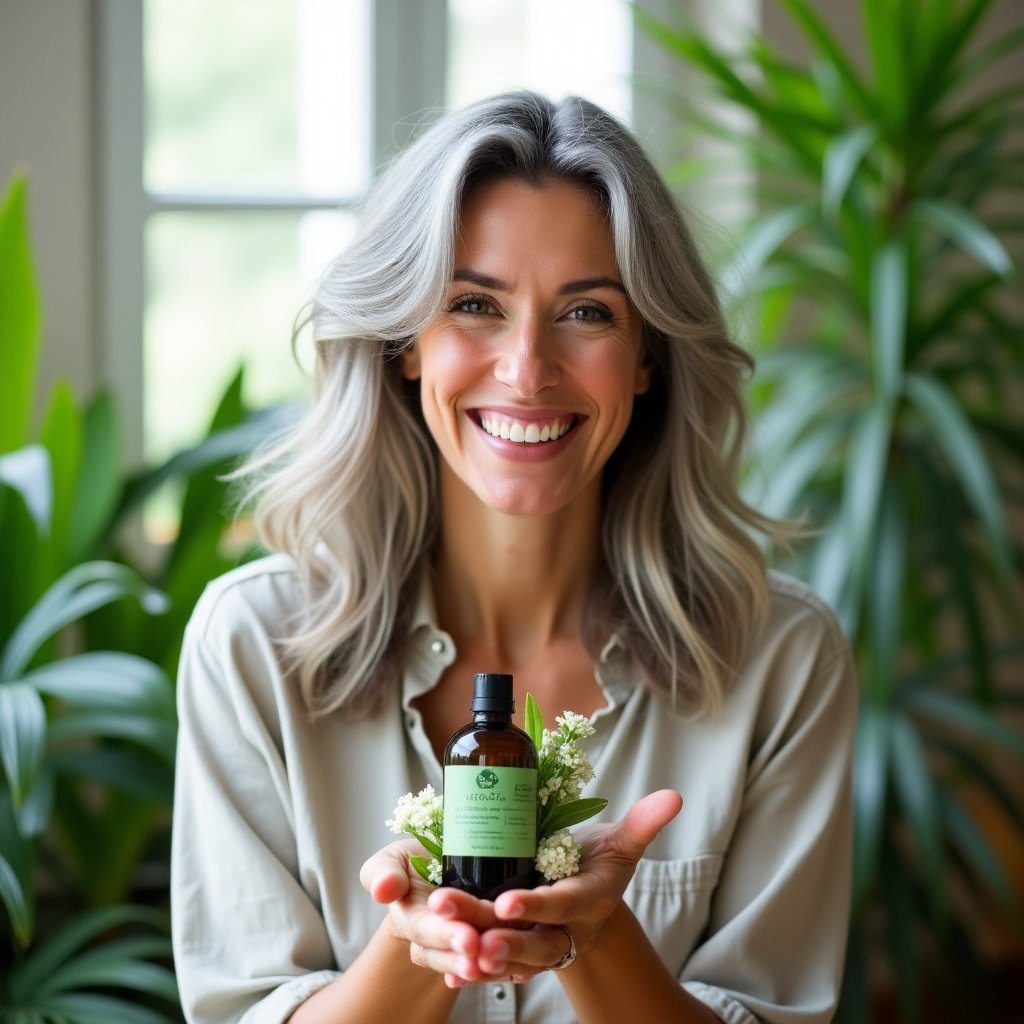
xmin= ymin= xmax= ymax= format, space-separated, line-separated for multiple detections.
xmin=443 ymin=765 xmax=537 ymax=858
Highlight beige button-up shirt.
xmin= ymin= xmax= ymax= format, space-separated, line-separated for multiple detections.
xmin=171 ymin=554 xmax=856 ymax=1024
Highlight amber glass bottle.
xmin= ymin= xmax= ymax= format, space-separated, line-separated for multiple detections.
xmin=442 ymin=673 xmax=538 ymax=899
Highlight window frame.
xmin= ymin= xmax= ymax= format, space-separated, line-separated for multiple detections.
xmin=94 ymin=0 xmax=677 ymax=467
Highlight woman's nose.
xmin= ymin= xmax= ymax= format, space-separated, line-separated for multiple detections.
xmin=493 ymin=321 xmax=560 ymax=396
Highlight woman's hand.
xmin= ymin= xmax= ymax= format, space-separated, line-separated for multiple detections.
xmin=428 ymin=790 xmax=684 ymax=985
xmin=360 ymin=838 xmax=500 ymax=983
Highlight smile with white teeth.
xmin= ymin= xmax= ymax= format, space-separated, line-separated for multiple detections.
xmin=477 ymin=413 xmax=575 ymax=444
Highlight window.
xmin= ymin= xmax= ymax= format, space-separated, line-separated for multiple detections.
xmin=96 ymin=0 xmax=639 ymax=520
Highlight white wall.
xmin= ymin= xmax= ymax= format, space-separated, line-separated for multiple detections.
xmin=0 ymin=0 xmax=97 ymax=412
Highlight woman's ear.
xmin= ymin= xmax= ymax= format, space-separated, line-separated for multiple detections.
xmin=634 ymin=355 xmax=654 ymax=396
xmin=400 ymin=341 xmax=421 ymax=381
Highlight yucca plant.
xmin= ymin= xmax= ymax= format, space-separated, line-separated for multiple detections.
xmin=639 ymin=0 xmax=1024 ymax=1020
xmin=0 ymin=447 xmax=182 ymax=1021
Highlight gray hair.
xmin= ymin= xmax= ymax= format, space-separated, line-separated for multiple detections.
xmin=245 ymin=91 xmax=782 ymax=718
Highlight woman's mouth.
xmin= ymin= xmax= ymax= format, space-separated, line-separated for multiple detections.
xmin=476 ymin=412 xmax=579 ymax=444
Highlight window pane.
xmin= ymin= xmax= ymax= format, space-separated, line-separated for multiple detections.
xmin=145 ymin=209 xmax=354 ymax=463
xmin=446 ymin=0 xmax=633 ymax=122
xmin=145 ymin=0 xmax=371 ymax=197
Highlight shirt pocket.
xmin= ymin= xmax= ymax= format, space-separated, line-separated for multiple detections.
xmin=624 ymin=853 xmax=724 ymax=975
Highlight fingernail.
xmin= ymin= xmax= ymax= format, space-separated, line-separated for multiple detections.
xmin=503 ymin=902 xmax=524 ymax=919
xmin=490 ymin=962 xmax=508 ymax=975
xmin=491 ymin=941 xmax=510 ymax=960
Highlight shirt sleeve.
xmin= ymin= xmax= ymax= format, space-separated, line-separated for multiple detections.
xmin=679 ymin=609 xmax=858 ymax=1024
xmin=171 ymin=599 xmax=341 ymax=1024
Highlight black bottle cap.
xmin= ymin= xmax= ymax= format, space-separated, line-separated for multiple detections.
xmin=471 ymin=672 xmax=514 ymax=713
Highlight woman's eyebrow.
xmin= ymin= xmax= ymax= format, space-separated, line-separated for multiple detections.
xmin=451 ymin=269 xmax=626 ymax=295
xmin=452 ymin=269 xmax=510 ymax=291
xmin=558 ymin=276 xmax=626 ymax=295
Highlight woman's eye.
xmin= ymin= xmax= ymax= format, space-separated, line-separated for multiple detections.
xmin=451 ymin=295 xmax=495 ymax=315
xmin=566 ymin=303 xmax=611 ymax=323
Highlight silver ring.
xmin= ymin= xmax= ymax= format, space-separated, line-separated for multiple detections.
xmin=548 ymin=924 xmax=577 ymax=971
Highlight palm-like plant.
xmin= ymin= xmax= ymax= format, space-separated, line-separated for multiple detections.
xmin=638 ymin=0 xmax=1024 ymax=1020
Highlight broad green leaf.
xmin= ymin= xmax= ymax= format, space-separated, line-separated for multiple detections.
xmin=809 ymin=520 xmax=855 ymax=631
xmin=862 ymin=0 xmax=906 ymax=131
xmin=8 ymin=904 xmax=169 ymax=999
xmin=880 ymin=846 xmax=920 ymax=1020
xmin=32 ymin=951 xmax=177 ymax=1001
xmin=911 ymin=445 xmax=992 ymax=700
xmin=915 ymin=199 xmax=1013 ymax=277
xmin=0 ymin=445 xmax=51 ymax=535
xmin=928 ymin=735 xmax=1024 ymax=834
xmin=24 ymin=651 xmax=175 ymax=717
xmin=39 ymin=382 xmax=82 ymax=571
xmin=867 ymin=481 xmax=905 ymax=699
xmin=0 ymin=682 xmax=47 ymax=808
xmin=903 ymin=688 xmax=1024 ymax=757
xmin=0 ymin=563 xmax=168 ymax=682
xmin=0 ymin=852 xmax=32 ymax=949
xmin=840 ymin=401 xmax=892 ymax=609
xmin=0 ymin=173 xmax=42 ymax=454
xmin=911 ymin=0 xmax=989 ymax=119
xmin=68 ymin=392 xmax=121 ymax=564
xmin=0 ymin=791 xmax=34 ymax=948
xmin=540 ymin=798 xmax=609 ymax=837
xmin=47 ymin=711 xmax=177 ymax=763
xmin=869 ymin=239 xmax=907 ymax=403
xmin=905 ymin=372 xmax=1011 ymax=575
xmin=117 ymin=405 xmax=288 ymax=520
xmin=409 ymin=855 xmax=438 ymax=885
xmin=751 ymin=419 xmax=845 ymax=519
xmin=16 ymin=763 xmax=54 ymax=838
xmin=938 ymin=791 xmax=1017 ymax=922
xmin=778 ymin=0 xmax=876 ymax=119
xmin=33 ymin=994 xmax=177 ymax=1024
xmin=822 ymin=124 xmax=879 ymax=218
xmin=409 ymin=831 xmax=442 ymax=860
xmin=753 ymin=361 xmax=862 ymax=469
xmin=176 ymin=366 xmax=247 ymax=549
xmin=525 ymin=692 xmax=544 ymax=750
xmin=889 ymin=714 xmax=945 ymax=924
xmin=721 ymin=203 xmax=817 ymax=301
xmin=48 ymin=747 xmax=174 ymax=805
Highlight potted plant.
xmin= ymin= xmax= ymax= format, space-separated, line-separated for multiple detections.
xmin=638 ymin=1 xmax=1024 ymax=1020
xmin=0 ymin=170 xmax=275 ymax=1021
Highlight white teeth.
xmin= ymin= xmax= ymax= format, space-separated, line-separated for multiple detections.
xmin=479 ymin=415 xmax=573 ymax=444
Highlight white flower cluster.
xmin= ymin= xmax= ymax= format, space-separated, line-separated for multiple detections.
xmin=535 ymin=829 xmax=583 ymax=881
xmin=537 ymin=712 xmax=596 ymax=810
xmin=387 ymin=700 xmax=605 ymax=888
xmin=386 ymin=784 xmax=443 ymax=838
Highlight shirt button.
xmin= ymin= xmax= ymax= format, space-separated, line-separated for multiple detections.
xmin=494 ymin=986 xmax=508 ymax=1001
xmin=430 ymin=638 xmax=447 ymax=655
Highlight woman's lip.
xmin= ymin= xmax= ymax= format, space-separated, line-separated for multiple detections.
xmin=471 ymin=406 xmax=580 ymax=421
xmin=469 ymin=409 xmax=585 ymax=460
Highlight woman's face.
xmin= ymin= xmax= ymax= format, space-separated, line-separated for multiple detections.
xmin=402 ymin=177 xmax=650 ymax=518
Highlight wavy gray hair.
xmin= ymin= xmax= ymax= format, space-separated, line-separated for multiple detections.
xmin=245 ymin=91 xmax=783 ymax=719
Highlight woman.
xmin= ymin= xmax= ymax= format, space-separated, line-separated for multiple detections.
xmin=171 ymin=92 xmax=856 ymax=1024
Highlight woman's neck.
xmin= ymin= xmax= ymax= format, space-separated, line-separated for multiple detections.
xmin=431 ymin=472 xmax=603 ymax=669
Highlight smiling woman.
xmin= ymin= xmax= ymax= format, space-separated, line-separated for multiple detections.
xmin=402 ymin=179 xmax=650 ymax=519
xmin=171 ymin=92 xmax=857 ymax=1024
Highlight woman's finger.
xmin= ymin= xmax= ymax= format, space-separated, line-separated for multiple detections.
xmin=477 ymin=924 xmax=573 ymax=974
xmin=358 ymin=838 xmax=424 ymax=904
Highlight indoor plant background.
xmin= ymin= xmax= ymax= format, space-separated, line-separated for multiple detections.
xmin=0 ymin=172 xmax=270 ymax=1022
xmin=638 ymin=0 xmax=1023 ymax=1020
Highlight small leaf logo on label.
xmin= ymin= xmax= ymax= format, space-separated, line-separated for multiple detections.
xmin=476 ymin=769 xmax=499 ymax=789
